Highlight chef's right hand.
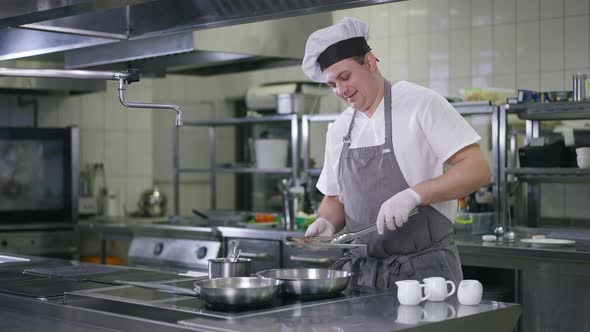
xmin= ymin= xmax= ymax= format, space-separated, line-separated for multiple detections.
xmin=304 ymin=218 xmax=336 ymax=237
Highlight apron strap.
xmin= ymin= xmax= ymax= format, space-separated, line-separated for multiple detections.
xmin=383 ymin=80 xmax=393 ymax=150
xmin=343 ymin=110 xmax=358 ymax=144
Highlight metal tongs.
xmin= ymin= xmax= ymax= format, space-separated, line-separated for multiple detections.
xmin=329 ymin=207 xmax=419 ymax=244
xmin=283 ymin=208 xmax=419 ymax=250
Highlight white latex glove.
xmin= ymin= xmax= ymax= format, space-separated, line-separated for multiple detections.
xmin=304 ymin=217 xmax=336 ymax=237
xmin=376 ymin=188 xmax=421 ymax=235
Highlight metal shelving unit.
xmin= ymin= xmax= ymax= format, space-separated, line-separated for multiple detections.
xmin=505 ymin=167 xmax=590 ymax=182
xmin=173 ymin=114 xmax=299 ymax=214
xmin=301 ymin=113 xmax=339 ymax=177
xmin=498 ymin=100 xmax=590 ymax=230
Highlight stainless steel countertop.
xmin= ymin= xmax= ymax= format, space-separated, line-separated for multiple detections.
xmin=78 ymin=220 xmax=590 ymax=263
xmin=0 ymin=261 xmax=520 ymax=332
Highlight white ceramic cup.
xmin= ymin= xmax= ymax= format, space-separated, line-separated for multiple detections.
xmin=422 ymin=301 xmax=456 ymax=322
xmin=423 ymin=277 xmax=456 ymax=302
xmin=395 ymin=305 xmax=424 ymax=325
xmin=457 ymin=280 xmax=483 ymax=305
xmin=396 ymin=280 xmax=429 ymax=306
xmin=577 ymin=156 xmax=590 ymax=168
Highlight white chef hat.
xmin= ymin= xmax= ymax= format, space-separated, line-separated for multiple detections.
xmin=302 ymin=17 xmax=371 ymax=83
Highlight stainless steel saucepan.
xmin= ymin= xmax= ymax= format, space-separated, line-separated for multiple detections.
xmin=256 ymin=268 xmax=352 ymax=297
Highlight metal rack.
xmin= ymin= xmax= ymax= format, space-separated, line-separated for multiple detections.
xmin=498 ymin=100 xmax=590 ymax=230
xmin=172 ymin=101 xmax=499 ymax=219
xmin=172 ymin=114 xmax=299 ymax=214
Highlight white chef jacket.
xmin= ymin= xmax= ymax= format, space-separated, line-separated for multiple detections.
xmin=316 ymin=80 xmax=481 ymax=222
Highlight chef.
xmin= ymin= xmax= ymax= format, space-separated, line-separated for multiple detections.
xmin=302 ymin=17 xmax=491 ymax=289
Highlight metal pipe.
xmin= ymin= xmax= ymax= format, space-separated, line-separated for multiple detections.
xmin=116 ymin=79 xmax=183 ymax=126
xmin=0 ymin=67 xmax=130 ymax=81
xmin=0 ymin=67 xmax=183 ymax=126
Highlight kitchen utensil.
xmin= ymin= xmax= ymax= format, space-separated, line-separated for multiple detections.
xmin=457 ymin=280 xmax=483 ymax=306
xmin=255 ymin=139 xmax=288 ymax=168
xmin=520 ymin=238 xmax=576 ymax=248
xmin=114 ymin=280 xmax=198 ymax=296
xmin=547 ymin=91 xmax=573 ymax=102
xmin=396 ymin=280 xmax=429 ymax=305
xmin=505 ymin=231 xmax=516 ymax=241
xmin=227 ymin=240 xmax=239 ymax=262
xmin=115 ymin=277 xmax=284 ymax=308
xmin=192 ymin=209 xmax=209 ymax=219
xmin=330 ymin=208 xmax=419 ymax=244
xmin=208 ymin=258 xmax=251 ymax=279
xmin=422 ymin=277 xmax=455 ymax=302
xmin=493 ymin=226 xmax=505 ymax=239
xmin=255 ymin=268 xmax=352 ymax=297
xmin=137 ymin=186 xmax=167 ymax=217
xmin=283 ymin=208 xmax=419 ymax=250
xmin=194 ymin=277 xmax=283 ymax=307
xmin=282 ymin=235 xmax=367 ymax=250
xmin=573 ymin=73 xmax=587 ymax=101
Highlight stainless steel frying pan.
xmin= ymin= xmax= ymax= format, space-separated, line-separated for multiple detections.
xmin=256 ymin=268 xmax=352 ymax=297
xmin=116 ymin=277 xmax=283 ymax=307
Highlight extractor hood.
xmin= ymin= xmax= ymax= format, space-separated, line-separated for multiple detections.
xmin=0 ymin=0 xmax=406 ymax=88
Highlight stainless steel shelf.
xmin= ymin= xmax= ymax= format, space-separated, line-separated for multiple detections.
xmin=506 ymin=167 xmax=590 ymax=182
xmin=307 ymin=168 xmax=322 ymax=176
xmin=306 ymin=113 xmax=339 ymax=122
xmin=509 ymin=101 xmax=590 ymax=120
xmin=178 ymin=167 xmax=292 ymax=174
xmin=183 ymin=114 xmax=295 ymax=126
xmin=451 ymin=101 xmax=494 ymax=115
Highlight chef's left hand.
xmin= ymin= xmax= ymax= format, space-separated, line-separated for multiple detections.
xmin=376 ymin=188 xmax=421 ymax=235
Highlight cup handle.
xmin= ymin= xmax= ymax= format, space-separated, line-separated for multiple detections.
xmin=420 ymin=284 xmax=429 ymax=302
xmin=446 ymin=280 xmax=456 ymax=298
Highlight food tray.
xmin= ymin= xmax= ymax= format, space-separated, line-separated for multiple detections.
xmin=282 ymin=235 xmax=367 ymax=250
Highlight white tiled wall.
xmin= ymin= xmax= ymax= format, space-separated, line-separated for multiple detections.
xmin=333 ymin=0 xmax=590 ymax=218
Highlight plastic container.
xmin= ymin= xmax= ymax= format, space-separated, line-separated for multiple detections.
xmin=255 ymin=139 xmax=288 ymax=168
xmin=454 ymin=213 xmax=473 ymax=233
xmin=470 ymin=212 xmax=494 ymax=235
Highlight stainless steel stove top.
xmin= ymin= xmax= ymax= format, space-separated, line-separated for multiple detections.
xmin=65 ymin=279 xmax=382 ymax=321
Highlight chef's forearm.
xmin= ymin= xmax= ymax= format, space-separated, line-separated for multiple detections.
xmin=318 ymin=195 xmax=346 ymax=232
xmin=412 ymin=144 xmax=491 ymax=205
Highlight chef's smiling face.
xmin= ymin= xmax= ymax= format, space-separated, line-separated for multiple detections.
xmin=323 ymin=54 xmax=378 ymax=112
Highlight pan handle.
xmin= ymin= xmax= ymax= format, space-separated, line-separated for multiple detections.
xmin=288 ymin=255 xmax=334 ymax=264
xmin=115 ymin=280 xmax=197 ymax=296
xmin=328 ymin=254 xmax=353 ymax=270
xmin=240 ymin=252 xmax=272 ymax=260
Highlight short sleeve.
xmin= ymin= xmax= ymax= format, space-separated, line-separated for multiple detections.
xmin=418 ymin=93 xmax=481 ymax=163
xmin=316 ymin=126 xmax=340 ymax=196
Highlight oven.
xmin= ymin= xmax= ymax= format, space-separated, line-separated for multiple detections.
xmin=0 ymin=127 xmax=78 ymax=257
xmin=126 ymin=226 xmax=222 ymax=277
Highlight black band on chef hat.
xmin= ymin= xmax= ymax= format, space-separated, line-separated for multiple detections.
xmin=318 ymin=36 xmax=372 ymax=72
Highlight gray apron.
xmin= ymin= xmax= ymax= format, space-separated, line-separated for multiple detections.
xmin=337 ymin=80 xmax=463 ymax=289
